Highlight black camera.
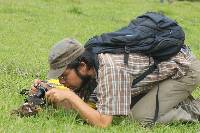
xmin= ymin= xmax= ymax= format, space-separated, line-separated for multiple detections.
xmin=35 ymin=85 xmax=48 ymax=99
xmin=20 ymin=84 xmax=48 ymax=106
xmin=12 ymin=84 xmax=49 ymax=117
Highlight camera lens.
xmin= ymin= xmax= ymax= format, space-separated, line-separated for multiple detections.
xmin=36 ymin=86 xmax=47 ymax=98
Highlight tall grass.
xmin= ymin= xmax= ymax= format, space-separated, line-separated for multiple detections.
xmin=0 ymin=0 xmax=200 ymax=132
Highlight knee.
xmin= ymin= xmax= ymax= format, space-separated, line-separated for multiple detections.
xmin=128 ymin=109 xmax=154 ymax=125
xmin=190 ymin=59 xmax=200 ymax=85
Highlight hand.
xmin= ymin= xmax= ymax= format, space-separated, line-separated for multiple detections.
xmin=45 ymin=89 xmax=73 ymax=107
xmin=53 ymin=99 xmax=72 ymax=110
xmin=31 ymin=79 xmax=50 ymax=94
xmin=31 ymin=79 xmax=42 ymax=94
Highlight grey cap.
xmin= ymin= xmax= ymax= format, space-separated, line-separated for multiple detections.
xmin=47 ymin=38 xmax=84 ymax=79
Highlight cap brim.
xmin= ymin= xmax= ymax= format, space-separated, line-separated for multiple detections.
xmin=47 ymin=67 xmax=66 ymax=79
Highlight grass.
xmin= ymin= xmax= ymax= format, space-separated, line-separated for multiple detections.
xmin=0 ymin=0 xmax=200 ymax=132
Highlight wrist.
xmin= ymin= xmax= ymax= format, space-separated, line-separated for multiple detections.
xmin=65 ymin=90 xmax=75 ymax=100
xmin=64 ymin=90 xmax=82 ymax=110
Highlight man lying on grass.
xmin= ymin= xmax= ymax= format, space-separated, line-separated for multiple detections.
xmin=32 ymin=38 xmax=200 ymax=128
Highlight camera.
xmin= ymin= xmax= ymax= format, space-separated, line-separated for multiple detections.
xmin=35 ymin=85 xmax=48 ymax=99
xmin=11 ymin=84 xmax=49 ymax=117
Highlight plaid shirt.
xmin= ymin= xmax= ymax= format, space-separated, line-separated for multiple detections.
xmin=95 ymin=47 xmax=193 ymax=115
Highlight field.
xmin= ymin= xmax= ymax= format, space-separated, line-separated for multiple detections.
xmin=0 ymin=0 xmax=200 ymax=132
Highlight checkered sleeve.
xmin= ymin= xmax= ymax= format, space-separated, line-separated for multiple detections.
xmin=96 ymin=54 xmax=132 ymax=115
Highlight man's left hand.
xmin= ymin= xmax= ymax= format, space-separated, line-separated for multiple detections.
xmin=45 ymin=89 xmax=72 ymax=108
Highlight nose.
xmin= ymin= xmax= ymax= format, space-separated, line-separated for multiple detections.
xmin=58 ymin=78 xmax=71 ymax=88
xmin=58 ymin=78 xmax=66 ymax=85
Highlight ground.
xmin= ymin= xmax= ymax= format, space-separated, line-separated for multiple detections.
xmin=0 ymin=0 xmax=200 ymax=132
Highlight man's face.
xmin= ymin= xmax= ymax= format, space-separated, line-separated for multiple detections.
xmin=58 ymin=68 xmax=91 ymax=91
xmin=58 ymin=69 xmax=81 ymax=90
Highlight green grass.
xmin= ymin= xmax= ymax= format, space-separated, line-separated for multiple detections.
xmin=0 ymin=0 xmax=200 ymax=132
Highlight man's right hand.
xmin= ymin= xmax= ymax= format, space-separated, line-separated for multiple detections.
xmin=31 ymin=79 xmax=49 ymax=94
xmin=31 ymin=79 xmax=41 ymax=94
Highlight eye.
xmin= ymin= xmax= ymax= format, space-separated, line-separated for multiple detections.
xmin=58 ymin=75 xmax=64 ymax=81
xmin=60 ymin=76 xmax=64 ymax=79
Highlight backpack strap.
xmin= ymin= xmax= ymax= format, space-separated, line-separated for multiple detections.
xmin=131 ymin=62 xmax=158 ymax=87
xmin=124 ymin=46 xmax=130 ymax=65
xmin=94 ymin=53 xmax=99 ymax=77
xmin=153 ymin=79 xmax=160 ymax=123
xmin=131 ymin=60 xmax=161 ymax=125
xmin=131 ymin=61 xmax=160 ymax=125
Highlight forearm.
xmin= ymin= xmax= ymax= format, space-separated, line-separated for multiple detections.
xmin=67 ymin=92 xmax=112 ymax=128
xmin=54 ymin=99 xmax=72 ymax=110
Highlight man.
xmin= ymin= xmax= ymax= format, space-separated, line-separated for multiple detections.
xmin=36 ymin=38 xmax=200 ymax=128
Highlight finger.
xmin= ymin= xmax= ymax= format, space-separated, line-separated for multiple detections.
xmin=33 ymin=79 xmax=41 ymax=87
xmin=47 ymin=95 xmax=54 ymax=104
xmin=46 ymin=92 xmax=57 ymax=105
xmin=45 ymin=90 xmax=53 ymax=102
xmin=31 ymin=86 xmax=38 ymax=94
xmin=45 ymin=90 xmax=55 ymax=98
xmin=40 ymin=82 xmax=52 ymax=91
xmin=31 ymin=85 xmax=37 ymax=90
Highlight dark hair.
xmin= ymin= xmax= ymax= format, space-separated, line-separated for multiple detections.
xmin=67 ymin=48 xmax=96 ymax=70
xmin=67 ymin=48 xmax=98 ymax=101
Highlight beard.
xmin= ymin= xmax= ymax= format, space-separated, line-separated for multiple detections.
xmin=74 ymin=69 xmax=97 ymax=101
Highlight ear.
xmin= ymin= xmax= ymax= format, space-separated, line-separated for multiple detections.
xmin=78 ymin=62 xmax=88 ymax=75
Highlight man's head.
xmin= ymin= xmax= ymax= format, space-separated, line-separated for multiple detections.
xmin=47 ymin=38 xmax=97 ymax=92
xmin=48 ymin=38 xmax=84 ymax=80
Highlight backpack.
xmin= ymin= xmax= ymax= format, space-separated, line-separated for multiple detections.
xmin=84 ymin=12 xmax=185 ymax=123
xmin=84 ymin=12 xmax=185 ymax=87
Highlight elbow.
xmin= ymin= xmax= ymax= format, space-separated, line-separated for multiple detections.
xmin=97 ymin=115 xmax=112 ymax=128
xmin=85 ymin=112 xmax=113 ymax=128
xmin=98 ymin=122 xmax=111 ymax=128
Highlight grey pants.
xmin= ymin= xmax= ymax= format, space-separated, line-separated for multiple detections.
xmin=128 ymin=57 xmax=200 ymax=125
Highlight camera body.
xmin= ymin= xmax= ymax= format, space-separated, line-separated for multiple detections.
xmin=19 ymin=83 xmax=49 ymax=107
xmin=11 ymin=84 xmax=49 ymax=117
xmin=12 ymin=80 xmax=65 ymax=117
xmin=35 ymin=85 xmax=48 ymax=99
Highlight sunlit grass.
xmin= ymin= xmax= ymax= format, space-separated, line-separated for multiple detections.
xmin=0 ymin=0 xmax=200 ymax=132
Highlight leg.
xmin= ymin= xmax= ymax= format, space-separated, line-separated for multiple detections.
xmin=128 ymin=58 xmax=200 ymax=125
xmin=158 ymin=95 xmax=200 ymax=123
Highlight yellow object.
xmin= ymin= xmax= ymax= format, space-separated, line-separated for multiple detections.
xmin=87 ymin=101 xmax=97 ymax=109
xmin=47 ymin=79 xmax=68 ymax=90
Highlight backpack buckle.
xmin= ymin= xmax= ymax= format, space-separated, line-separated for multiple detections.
xmin=124 ymin=46 xmax=130 ymax=65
